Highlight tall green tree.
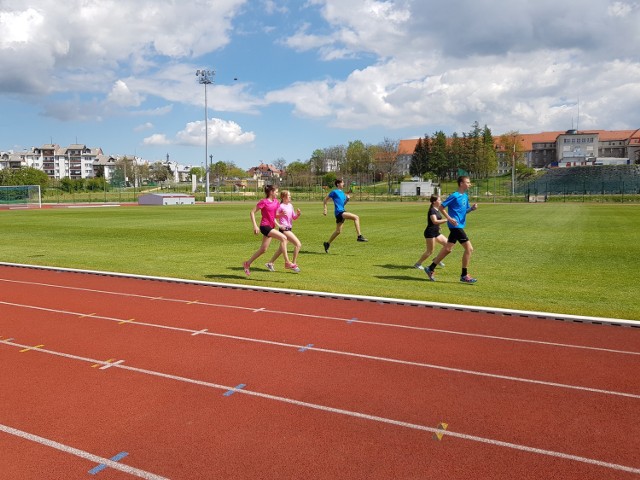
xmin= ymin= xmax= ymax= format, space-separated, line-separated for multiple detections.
xmin=345 ymin=140 xmax=372 ymax=175
xmin=465 ymin=121 xmax=483 ymax=176
xmin=284 ymin=160 xmax=311 ymax=187
xmin=310 ymin=149 xmax=326 ymax=175
xmin=0 ymin=167 xmax=49 ymax=188
xmin=189 ymin=166 xmax=205 ymax=182
xmin=478 ymin=124 xmax=497 ymax=178
xmin=410 ymin=136 xmax=430 ymax=178
xmin=112 ymin=157 xmax=136 ymax=186
xmin=375 ymin=137 xmax=400 ymax=193
xmin=430 ymin=131 xmax=449 ymax=181
xmin=211 ymin=161 xmax=228 ymax=187
xmin=449 ymin=133 xmax=465 ymax=180
xmin=149 ymin=162 xmax=171 ymax=183
xmin=225 ymin=162 xmax=247 ymax=179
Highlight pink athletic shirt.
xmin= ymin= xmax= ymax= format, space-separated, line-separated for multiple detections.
xmin=256 ymin=198 xmax=280 ymax=227
xmin=277 ymin=203 xmax=299 ymax=229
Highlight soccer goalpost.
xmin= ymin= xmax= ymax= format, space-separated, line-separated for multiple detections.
xmin=0 ymin=185 xmax=42 ymax=208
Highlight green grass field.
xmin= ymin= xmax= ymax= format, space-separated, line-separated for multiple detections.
xmin=1 ymin=202 xmax=638 ymax=321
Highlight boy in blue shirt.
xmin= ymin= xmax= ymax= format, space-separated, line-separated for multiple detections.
xmin=425 ymin=176 xmax=478 ymax=283
xmin=322 ymin=179 xmax=368 ymax=252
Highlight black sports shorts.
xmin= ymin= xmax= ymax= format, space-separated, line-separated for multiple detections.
xmin=447 ymin=228 xmax=469 ymax=244
xmin=260 ymin=225 xmax=273 ymax=237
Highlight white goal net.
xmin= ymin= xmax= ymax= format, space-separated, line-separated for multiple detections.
xmin=0 ymin=185 xmax=42 ymax=208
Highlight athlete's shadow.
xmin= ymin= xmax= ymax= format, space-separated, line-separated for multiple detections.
xmin=204 ymin=269 xmax=285 ymax=283
xmin=376 ymin=264 xmax=415 ymax=270
xmin=374 ymin=275 xmax=425 ymax=282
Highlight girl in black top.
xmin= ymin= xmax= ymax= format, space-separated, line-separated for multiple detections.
xmin=414 ymin=194 xmax=448 ymax=269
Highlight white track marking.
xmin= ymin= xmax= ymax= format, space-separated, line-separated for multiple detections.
xmin=0 ymin=302 xmax=639 ymax=399
xmin=0 ymin=279 xmax=638 ymax=357
xmin=1 ymin=261 xmax=637 ymax=327
xmin=1 ymin=340 xmax=639 ymax=476
xmin=0 ymin=424 xmax=168 ymax=479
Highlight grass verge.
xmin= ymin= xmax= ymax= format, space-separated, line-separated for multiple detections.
xmin=1 ymin=202 xmax=638 ymax=321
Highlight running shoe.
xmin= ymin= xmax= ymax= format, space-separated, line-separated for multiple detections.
xmin=414 ymin=263 xmax=424 ymax=270
xmin=433 ymin=259 xmax=445 ymax=267
xmin=425 ymin=268 xmax=436 ymax=281
xmin=286 ymin=262 xmax=301 ymax=273
xmin=357 ymin=235 xmax=368 ymax=242
xmin=265 ymin=262 xmax=275 ymax=272
xmin=243 ymin=261 xmax=251 ymax=276
xmin=460 ymin=274 xmax=477 ymax=284
xmin=323 ymin=241 xmax=330 ymax=253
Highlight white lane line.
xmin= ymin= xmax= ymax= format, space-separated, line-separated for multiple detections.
xmin=1 ymin=340 xmax=639 ymax=476
xmin=0 ymin=423 xmax=168 ymax=480
xmin=1 ymin=301 xmax=638 ymax=399
xmin=0 ymin=279 xmax=638 ymax=357
xmin=99 ymin=359 xmax=125 ymax=370
xmin=2 ymin=261 xmax=637 ymax=327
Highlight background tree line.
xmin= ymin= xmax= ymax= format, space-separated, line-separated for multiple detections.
xmin=409 ymin=122 xmax=500 ymax=181
xmin=279 ymin=121 xmax=520 ymax=191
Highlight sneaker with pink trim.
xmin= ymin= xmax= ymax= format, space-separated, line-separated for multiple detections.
xmin=460 ymin=274 xmax=477 ymax=283
xmin=285 ymin=262 xmax=301 ymax=273
xmin=243 ymin=261 xmax=251 ymax=276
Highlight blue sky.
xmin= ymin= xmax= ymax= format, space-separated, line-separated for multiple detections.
xmin=1 ymin=0 xmax=640 ymax=170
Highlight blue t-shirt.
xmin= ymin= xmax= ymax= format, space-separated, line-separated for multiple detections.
xmin=328 ymin=189 xmax=348 ymax=216
xmin=442 ymin=191 xmax=470 ymax=229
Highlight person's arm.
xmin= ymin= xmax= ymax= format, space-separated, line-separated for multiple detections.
xmin=292 ymin=206 xmax=301 ymax=220
xmin=323 ymin=195 xmax=331 ymax=216
xmin=438 ymin=204 xmax=457 ymax=226
xmin=250 ymin=206 xmax=260 ymax=234
xmin=467 ymin=203 xmax=478 ymax=213
xmin=430 ymin=212 xmax=448 ymax=225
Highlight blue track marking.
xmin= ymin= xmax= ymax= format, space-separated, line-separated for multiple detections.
xmin=298 ymin=343 xmax=314 ymax=352
xmin=223 ymin=383 xmax=246 ymax=396
xmin=88 ymin=451 xmax=128 ymax=475
xmin=347 ymin=317 xmax=357 ymax=324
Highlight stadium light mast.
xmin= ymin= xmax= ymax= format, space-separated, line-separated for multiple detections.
xmin=511 ymin=135 xmax=516 ymax=196
xmin=196 ymin=69 xmax=215 ymax=202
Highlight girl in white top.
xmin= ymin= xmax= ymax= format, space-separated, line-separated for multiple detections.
xmin=266 ymin=190 xmax=302 ymax=271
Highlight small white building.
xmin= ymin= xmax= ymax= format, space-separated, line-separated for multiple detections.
xmin=399 ymin=180 xmax=437 ymax=197
xmin=138 ymin=193 xmax=195 ymax=205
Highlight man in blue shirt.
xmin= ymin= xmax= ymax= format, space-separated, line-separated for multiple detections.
xmin=322 ymin=179 xmax=368 ymax=252
xmin=425 ymin=176 xmax=478 ymax=283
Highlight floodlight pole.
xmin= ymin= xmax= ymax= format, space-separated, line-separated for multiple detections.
xmin=196 ymin=69 xmax=215 ymax=202
xmin=511 ymin=136 xmax=516 ymax=196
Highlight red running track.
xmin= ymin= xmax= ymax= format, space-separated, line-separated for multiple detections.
xmin=0 ymin=264 xmax=639 ymax=479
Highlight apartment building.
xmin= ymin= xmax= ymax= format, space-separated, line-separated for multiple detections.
xmin=1 ymin=144 xmax=104 ymax=180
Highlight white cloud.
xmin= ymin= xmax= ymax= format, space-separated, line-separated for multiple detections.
xmin=107 ymin=80 xmax=144 ymax=107
xmin=262 ymin=0 xmax=640 ymax=134
xmin=263 ymin=0 xmax=289 ymax=14
xmin=0 ymin=0 xmax=246 ymax=96
xmin=134 ymin=122 xmax=154 ymax=132
xmin=0 ymin=8 xmax=43 ymax=45
xmin=176 ymin=118 xmax=256 ymax=146
xmin=607 ymin=1 xmax=636 ymax=17
xmin=142 ymin=134 xmax=171 ymax=146
xmin=2 ymin=0 xmax=640 ymax=164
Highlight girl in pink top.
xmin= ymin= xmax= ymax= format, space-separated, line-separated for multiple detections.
xmin=244 ymin=185 xmax=299 ymax=276
xmin=266 ymin=190 xmax=302 ymax=271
